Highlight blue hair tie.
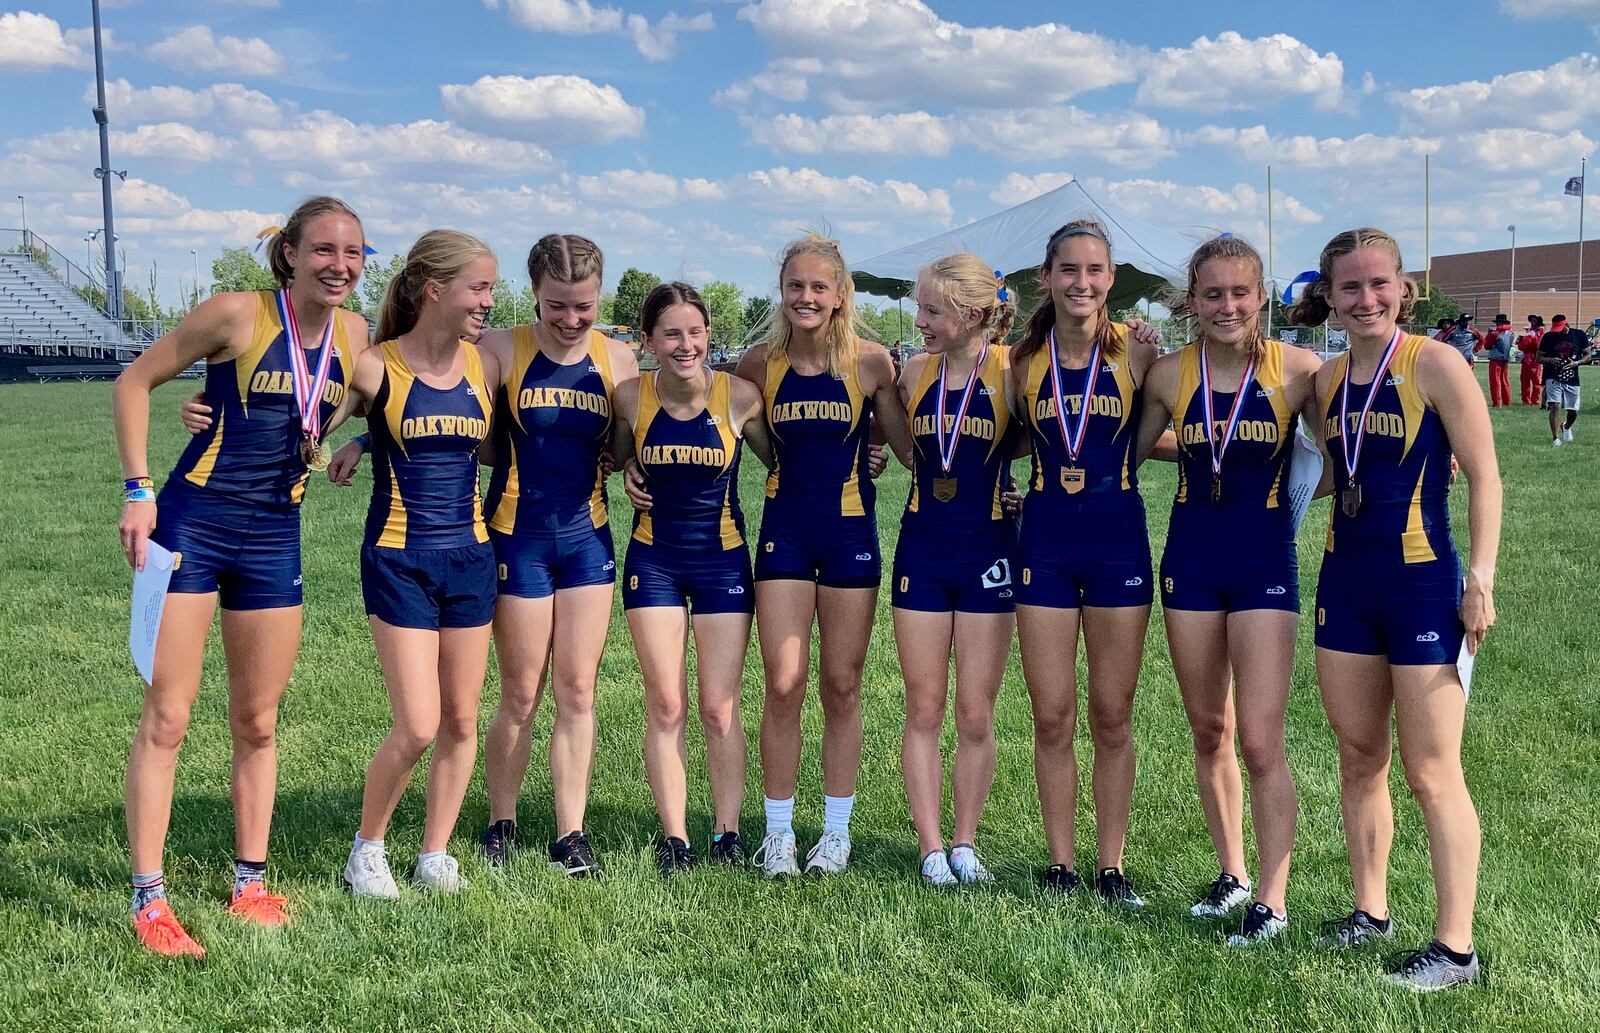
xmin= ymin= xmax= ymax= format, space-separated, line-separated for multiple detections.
xmin=995 ymin=269 xmax=1009 ymax=302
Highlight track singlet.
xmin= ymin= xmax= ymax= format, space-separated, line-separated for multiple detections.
xmin=632 ymin=370 xmax=746 ymax=550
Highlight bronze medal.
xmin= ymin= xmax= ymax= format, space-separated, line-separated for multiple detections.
xmin=1210 ymin=477 xmax=1223 ymax=505
xmin=1340 ymin=483 xmax=1362 ymax=518
xmin=302 ymin=436 xmax=331 ymax=472
xmin=932 ymin=477 xmax=957 ymax=502
xmin=1061 ymin=465 xmax=1086 ymax=494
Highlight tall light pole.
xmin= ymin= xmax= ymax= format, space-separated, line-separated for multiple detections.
xmin=190 ymin=248 xmax=200 ymax=302
xmin=1507 ymin=224 xmax=1517 ymax=325
xmin=16 ymin=195 xmax=25 ymax=244
xmin=90 ymin=0 xmax=125 ymax=321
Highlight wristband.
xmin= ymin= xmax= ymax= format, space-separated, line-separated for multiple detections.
xmin=124 ymin=487 xmax=156 ymax=503
xmin=352 ymin=433 xmax=372 ymax=451
xmin=124 ymin=476 xmax=154 ymax=491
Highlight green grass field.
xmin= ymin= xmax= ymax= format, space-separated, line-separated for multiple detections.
xmin=1 ymin=377 xmax=1597 ymax=1031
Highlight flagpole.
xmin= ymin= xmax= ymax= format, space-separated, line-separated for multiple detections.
xmin=1578 ymin=156 xmax=1587 ymax=325
xmin=1424 ymin=155 xmax=1432 ymax=300
xmin=1266 ymin=164 xmax=1274 ymax=339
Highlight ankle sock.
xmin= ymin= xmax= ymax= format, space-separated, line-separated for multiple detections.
xmin=132 ymin=870 xmax=165 ymax=913
xmin=233 ymin=858 xmax=266 ymax=895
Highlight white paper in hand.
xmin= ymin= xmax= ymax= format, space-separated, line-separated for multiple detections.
xmin=1286 ymin=426 xmax=1323 ymax=533
xmin=130 ymin=540 xmax=175 ymax=685
xmin=1455 ymin=577 xmax=1475 ymax=699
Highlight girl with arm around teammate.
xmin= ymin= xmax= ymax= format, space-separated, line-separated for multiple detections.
xmin=337 ymin=231 xmax=501 ymax=898
xmin=894 ymin=254 xmax=1020 ymax=886
xmin=610 ymin=282 xmax=775 ymax=873
xmin=1294 ymin=227 xmax=1500 ymax=990
xmin=112 ymin=197 xmax=369 ymax=956
xmin=1135 ymin=235 xmax=1323 ymax=943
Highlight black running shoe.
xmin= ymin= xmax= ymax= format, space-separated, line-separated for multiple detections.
xmin=1315 ymin=908 xmax=1394 ymax=949
xmin=1038 ymin=864 xmax=1083 ymax=895
xmin=1190 ymin=872 xmax=1251 ymax=918
xmin=479 ymin=818 xmax=520 ymax=868
xmin=709 ymin=830 xmax=745 ymax=866
xmin=655 ymin=836 xmax=696 ymax=878
xmin=1094 ymin=867 xmax=1146 ymax=909
xmin=549 ymin=830 xmax=603 ymax=879
xmin=1385 ymin=941 xmax=1480 ymax=991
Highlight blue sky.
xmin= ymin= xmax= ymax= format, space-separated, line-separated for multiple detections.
xmin=2 ymin=0 xmax=1597 ymax=308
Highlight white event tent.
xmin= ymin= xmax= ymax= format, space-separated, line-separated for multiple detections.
xmin=852 ymin=178 xmax=1224 ymax=314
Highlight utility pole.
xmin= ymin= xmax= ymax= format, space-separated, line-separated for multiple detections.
xmin=90 ymin=0 xmax=125 ymax=321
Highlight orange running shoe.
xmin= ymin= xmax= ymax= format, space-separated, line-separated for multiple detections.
xmin=227 ymin=881 xmax=290 ymax=927
xmin=133 ymin=900 xmax=206 ymax=958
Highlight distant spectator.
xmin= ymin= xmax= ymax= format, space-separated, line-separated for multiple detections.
xmin=1539 ymin=314 xmax=1589 ymax=445
xmin=1443 ymin=314 xmax=1485 ymax=366
xmin=1432 ymin=318 xmax=1453 ymax=342
xmin=1484 ymin=314 xmax=1515 ymax=407
xmin=1519 ymin=315 xmax=1544 ymax=405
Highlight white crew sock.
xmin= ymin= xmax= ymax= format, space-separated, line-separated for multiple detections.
xmin=823 ymin=794 xmax=855 ymax=836
xmin=763 ymin=796 xmax=794 ymax=836
xmin=353 ymin=833 xmax=385 ymax=855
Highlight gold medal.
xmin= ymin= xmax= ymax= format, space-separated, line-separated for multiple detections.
xmin=932 ymin=477 xmax=957 ymax=502
xmin=302 ymin=436 xmax=331 ymax=472
xmin=1061 ymin=465 xmax=1085 ymax=494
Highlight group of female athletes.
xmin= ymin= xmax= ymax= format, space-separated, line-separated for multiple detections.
xmin=112 ymin=196 xmax=1500 ymax=992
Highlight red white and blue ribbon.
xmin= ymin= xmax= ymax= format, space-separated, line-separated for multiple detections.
xmin=275 ymin=288 xmax=336 ymax=441
xmin=935 ymin=346 xmax=986 ymax=475
xmin=1337 ymin=327 xmax=1403 ymax=485
xmin=1048 ymin=327 xmax=1100 ymax=463
xmin=1200 ymin=342 xmax=1258 ymax=481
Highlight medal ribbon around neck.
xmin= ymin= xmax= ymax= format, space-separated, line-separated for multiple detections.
xmin=1048 ymin=327 xmax=1101 ymax=464
xmin=1337 ymin=327 xmax=1403 ymax=488
xmin=935 ymin=346 xmax=986 ymax=475
xmin=1200 ymin=341 xmax=1258 ymax=480
xmin=276 ymin=288 xmax=337 ymax=442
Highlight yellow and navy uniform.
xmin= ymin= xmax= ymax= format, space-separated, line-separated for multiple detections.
xmin=622 ymin=371 xmax=753 ymax=614
xmin=359 ymin=340 xmax=496 ymax=630
xmin=1160 ymin=339 xmax=1300 ymax=613
xmin=1015 ymin=325 xmax=1152 ymax=608
xmin=483 ymin=327 xmax=618 ymax=598
xmin=754 ymin=345 xmax=880 ymax=588
xmin=153 ymin=291 xmax=354 ymax=610
xmin=1315 ymin=333 xmax=1463 ymax=664
xmin=893 ymin=348 xmax=1019 ymax=614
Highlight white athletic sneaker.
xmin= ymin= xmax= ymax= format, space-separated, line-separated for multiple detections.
xmin=1191 ymin=873 xmax=1252 ymax=918
xmin=921 ymin=850 xmax=957 ymax=887
xmin=1563 ymin=428 xmax=1574 ymax=442
xmin=1553 ymin=437 xmax=1564 ymax=447
xmin=751 ymin=829 xmax=801 ymax=878
xmin=1227 ymin=902 xmax=1289 ymax=946
xmin=413 ymin=853 xmax=468 ymax=894
xmin=344 ymin=846 xmax=400 ymax=900
xmin=948 ymin=844 xmax=995 ymax=884
xmin=804 ymin=830 xmax=851 ymax=875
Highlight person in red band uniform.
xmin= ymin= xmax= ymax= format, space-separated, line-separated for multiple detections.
xmin=1484 ymin=315 xmax=1515 ymax=408
xmin=1519 ymin=315 xmax=1545 ymax=406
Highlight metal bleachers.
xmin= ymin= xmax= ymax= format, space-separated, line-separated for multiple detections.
xmin=0 ymin=249 xmax=144 ymax=361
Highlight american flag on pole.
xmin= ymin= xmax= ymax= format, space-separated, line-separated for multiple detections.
xmin=1565 ymin=175 xmax=1585 ymax=196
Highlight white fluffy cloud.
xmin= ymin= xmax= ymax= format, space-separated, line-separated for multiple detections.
xmin=575 ymin=170 xmax=726 ymax=207
xmin=244 ymin=112 xmax=554 ymax=182
xmin=1135 ymin=32 xmax=1344 ymax=110
xmin=732 ymin=166 xmax=952 ymax=220
xmin=10 ymin=123 xmax=230 ymax=171
xmin=743 ymin=112 xmax=953 ymax=157
xmin=89 ymin=79 xmax=288 ymax=128
xmin=147 ymin=26 xmax=286 ymax=77
xmin=440 ymin=75 xmax=645 ymax=144
xmin=1392 ymin=54 xmax=1600 ymax=132
xmin=1452 ymin=128 xmax=1595 ymax=171
xmin=1102 ymin=179 xmax=1322 ymax=234
xmin=742 ymin=107 xmax=1170 ymax=165
xmin=988 ymin=172 xmax=1075 ymax=206
xmin=1499 ymin=0 xmax=1600 ymax=14
xmin=0 ymin=11 xmax=89 ymax=71
xmin=1183 ymin=125 xmax=1440 ymax=168
xmin=486 ymin=0 xmax=712 ymax=60
xmin=729 ymin=0 xmax=1138 ymax=109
